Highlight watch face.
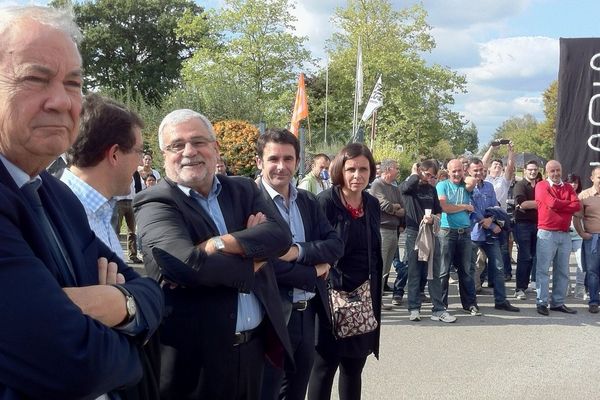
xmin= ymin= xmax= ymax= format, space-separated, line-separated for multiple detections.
xmin=126 ymin=297 xmax=136 ymax=317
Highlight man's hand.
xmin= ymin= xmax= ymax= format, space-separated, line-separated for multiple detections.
xmin=315 ymin=263 xmax=330 ymax=279
xmin=63 ymin=285 xmax=127 ymax=327
xmin=247 ymin=212 xmax=266 ymax=228
xmin=279 ymin=245 xmax=299 ymax=262
xmin=411 ymin=163 xmax=419 ymax=175
xmin=581 ymin=232 xmax=593 ymax=240
xmin=463 ymin=204 xmax=474 ymax=213
xmin=392 ymin=203 xmax=405 ymax=217
xmin=492 ymin=225 xmax=502 ymax=234
xmin=480 ymin=217 xmax=493 ymax=229
xmin=423 ymin=215 xmax=434 ymax=225
xmin=97 ymin=257 xmax=125 ymax=285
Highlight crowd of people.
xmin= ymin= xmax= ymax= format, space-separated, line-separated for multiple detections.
xmin=1 ymin=5 xmax=599 ymax=400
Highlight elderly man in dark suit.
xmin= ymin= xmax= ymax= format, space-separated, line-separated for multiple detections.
xmin=0 ymin=5 xmax=164 ymax=400
xmin=134 ymin=109 xmax=293 ymax=400
xmin=256 ymin=128 xmax=343 ymax=400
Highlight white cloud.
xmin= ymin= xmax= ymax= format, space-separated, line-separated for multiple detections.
xmin=419 ymin=0 xmax=531 ymax=29
xmin=461 ymin=36 xmax=558 ymax=86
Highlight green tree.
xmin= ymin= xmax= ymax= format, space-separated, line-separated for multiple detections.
xmin=307 ymin=1 xmax=466 ymax=156
xmin=178 ymin=0 xmax=312 ymax=126
xmin=450 ymin=121 xmax=479 ymax=156
xmin=488 ymin=114 xmax=542 ymax=160
xmin=51 ymin=0 xmax=206 ymax=103
xmin=536 ymin=80 xmax=557 ymax=159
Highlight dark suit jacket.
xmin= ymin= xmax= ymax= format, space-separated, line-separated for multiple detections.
xmin=133 ymin=175 xmax=294 ymax=399
xmin=0 ymin=162 xmax=163 ymax=400
xmin=257 ymin=180 xmax=343 ymax=322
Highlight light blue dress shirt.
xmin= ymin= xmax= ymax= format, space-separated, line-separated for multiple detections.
xmin=178 ymin=176 xmax=263 ymax=332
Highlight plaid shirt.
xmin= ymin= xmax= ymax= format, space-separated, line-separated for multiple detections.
xmin=61 ymin=169 xmax=124 ymax=260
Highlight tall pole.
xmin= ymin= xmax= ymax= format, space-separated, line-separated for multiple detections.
xmin=299 ymin=127 xmax=306 ymax=179
xmin=324 ymin=60 xmax=329 ymax=145
xmin=370 ymin=110 xmax=377 ymax=151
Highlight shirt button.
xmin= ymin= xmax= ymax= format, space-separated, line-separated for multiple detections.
xmin=247 ymin=317 xmax=251 ymax=322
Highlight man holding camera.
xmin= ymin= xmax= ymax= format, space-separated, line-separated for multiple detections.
xmin=482 ymin=139 xmax=516 ymax=281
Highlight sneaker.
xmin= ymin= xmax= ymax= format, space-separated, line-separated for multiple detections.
xmin=464 ymin=305 xmax=482 ymax=316
xmin=514 ymin=289 xmax=527 ymax=300
xmin=129 ymin=256 xmax=142 ymax=264
xmin=381 ymin=304 xmax=393 ymax=311
xmin=589 ymin=304 xmax=599 ymax=314
xmin=449 ymin=272 xmax=458 ymax=284
xmin=391 ymin=296 xmax=403 ymax=306
xmin=409 ymin=310 xmax=421 ymax=321
xmin=527 ymin=281 xmax=537 ymax=293
xmin=431 ymin=311 xmax=457 ymax=323
xmin=420 ymin=292 xmax=431 ymax=303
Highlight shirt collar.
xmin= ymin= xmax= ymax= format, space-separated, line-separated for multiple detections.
xmin=547 ymin=177 xmax=563 ymax=187
xmin=0 ymin=153 xmax=41 ymax=189
xmin=177 ymin=175 xmax=222 ymax=199
xmin=60 ymin=168 xmax=112 ymax=213
xmin=262 ymin=177 xmax=297 ymax=203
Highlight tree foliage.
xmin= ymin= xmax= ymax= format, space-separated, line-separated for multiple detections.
xmin=307 ymin=0 xmax=466 ymax=158
xmin=178 ymin=0 xmax=311 ymax=126
xmin=51 ymin=0 xmax=206 ymax=103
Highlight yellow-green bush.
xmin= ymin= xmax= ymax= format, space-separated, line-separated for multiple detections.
xmin=213 ymin=120 xmax=259 ymax=176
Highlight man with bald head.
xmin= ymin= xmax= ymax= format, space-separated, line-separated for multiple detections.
xmin=0 ymin=6 xmax=163 ymax=399
xmin=534 ymin=160 xmax=580 ymax=315
xmin=436 ymin=159 xmax=479 ymax=318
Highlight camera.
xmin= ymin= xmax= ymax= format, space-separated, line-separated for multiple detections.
xmin=492 ymin=139 xmax=511 ymax=146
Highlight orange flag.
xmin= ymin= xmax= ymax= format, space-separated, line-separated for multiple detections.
xmin=290 ymin=73 xmax=309 ymax=137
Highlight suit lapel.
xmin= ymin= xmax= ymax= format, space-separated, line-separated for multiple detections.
xmin=165 ymin=177 xmax=220 ymax=236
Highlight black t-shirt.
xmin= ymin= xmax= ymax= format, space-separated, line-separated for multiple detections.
xmin=513 ymin=179 xmax=537 ymax=224
xmin=400 ymin=174 xmax=443 ymax=230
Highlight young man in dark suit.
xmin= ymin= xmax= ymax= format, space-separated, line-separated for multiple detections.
xmin=256 ymin=129 xmax=343 ymax=400
xmin=0 ymin=6 xmax=163 ymax=399
xmin=134 ymin=109 xmax=293 ymax=400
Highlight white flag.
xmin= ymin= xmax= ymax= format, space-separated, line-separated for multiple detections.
xmin=355 ymin=38 xmax=363 ymax=105
xmin=361 ymin=75 xmax=383 ymax=121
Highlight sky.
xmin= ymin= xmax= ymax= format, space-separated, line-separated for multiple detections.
xmin=6 ymin=0 xmax=599 ymax=145
xmin=286 ymin=0 xmax=600 ymax=145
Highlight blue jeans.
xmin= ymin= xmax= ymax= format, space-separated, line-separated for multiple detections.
xmin=392 ymin=247 xmax=408 ymax=299
xmin=405 ymin=228 xmax=445 ymax=313
xmin=475 ymin=239 xmax=507 ymax=304
xmin=535 ymin=229 xmax=570 ymax=307
xmin=437 ymin=227 xmax=477 ymax=310
xmin=583 ymin=239 xmax=600 ymax=305
xmin=514 ymin=222 xmax=537 ymax=291
xmin=500 ymin=234 xmax=512 ymax=277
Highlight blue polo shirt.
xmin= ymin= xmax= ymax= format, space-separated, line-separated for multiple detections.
xmin=436 ymin=179 xmax=472 ymax=229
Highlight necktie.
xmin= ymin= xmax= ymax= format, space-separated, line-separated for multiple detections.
xmin=21 ymin=180 xmax=77 ymax=286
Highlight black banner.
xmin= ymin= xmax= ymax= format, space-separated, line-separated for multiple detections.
xmin=556 ymin=38 xmax=600 ymax=189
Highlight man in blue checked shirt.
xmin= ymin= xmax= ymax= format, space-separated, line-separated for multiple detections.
xmin=467 ymin=158 xmax=520 ymax=313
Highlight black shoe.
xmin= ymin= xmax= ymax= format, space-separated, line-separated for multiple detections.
xmin=589 ymin=304 xmax=599 ymax=314
xmin=536 ymin=305 xmax=549 ymax=316
xmin=550 ymin=304 xmax=577 ymax=314
xmin=420 ymin=292 xmax=431 ymax=303
xmin=495 ymin=301 xmax=520 ymax=312
xmin=383 ymin=284 xmax=393 ymax=292
xmin=504 ymin=275 xmax=512 ymax=282
xmin=129 ymin=256 xmax=142 ymax=264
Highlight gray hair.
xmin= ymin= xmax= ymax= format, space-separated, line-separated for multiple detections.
xmin=158 ymin=109 xmax=216 ymax=150
xmin=0 ymin=6 xmax=82 ymax=44
xmin=379 ymin=159 xmax=397 ymax=173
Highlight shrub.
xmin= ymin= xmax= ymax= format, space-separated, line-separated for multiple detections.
xmin=213 ymin=120 xmax=259 ymax=177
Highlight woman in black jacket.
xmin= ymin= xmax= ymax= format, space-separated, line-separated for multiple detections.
xmin=307 ymin=143 xmax=383 ymax=400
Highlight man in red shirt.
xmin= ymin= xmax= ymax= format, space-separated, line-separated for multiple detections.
xmin=535 ymin=160 xmax=581 ymax=315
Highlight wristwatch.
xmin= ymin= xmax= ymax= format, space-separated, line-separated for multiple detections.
xmin=211 ymin=236 xmax=225 ymax=252
xmin=112 ymin=284 xmax=136 ymax=326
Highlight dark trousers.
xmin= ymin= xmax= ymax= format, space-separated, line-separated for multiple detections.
xmin=262 ymin=304 xmax=316 ymax=400
xmin=113 ymin=199 xmax=137 ymax=258
xmin=307 ymin=351 xmax=367 ymax=400
xmin=514 ymin=222 xmax=537 ymax=290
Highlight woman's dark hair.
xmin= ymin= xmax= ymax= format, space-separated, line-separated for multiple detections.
xmin=565 ymin=173 xmax=582 ymax=193
xmin=329 ymin=143 xmax=376 ymax=186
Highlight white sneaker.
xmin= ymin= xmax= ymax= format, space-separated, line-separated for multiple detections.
xmin=409 ymin=310 xmax=421 ymax=321
xmin=514 ymin=289 xmax=527 ymax=300
xmin=527 ymin=281 xmax=537 ymax=293
xmin=431 ymin=311 xmax=457 ymax=323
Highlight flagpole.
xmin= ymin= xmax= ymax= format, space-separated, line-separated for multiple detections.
xmin=352 ymin=37 xmax=363 ymax=142
xmin=324 ymin=59 xmax=329 ymax=145
xmin=370 ymin=110 xmax=377 ymax=151
xmin=307 ymin=114 xmax=312 ymax=147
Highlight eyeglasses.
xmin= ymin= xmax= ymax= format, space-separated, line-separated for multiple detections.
xmin=164 ymin=137 xmax=215 ymax=154
xmin=526 ymin=168 xmax=539 ymax=172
